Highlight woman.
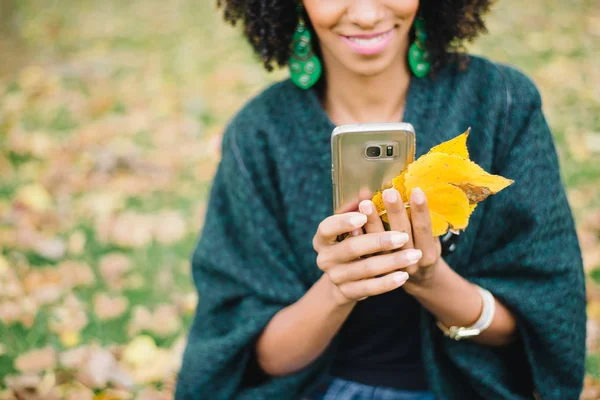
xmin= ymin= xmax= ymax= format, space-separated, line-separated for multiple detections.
xmin=176 ymin=0 xmax=586 ymax=399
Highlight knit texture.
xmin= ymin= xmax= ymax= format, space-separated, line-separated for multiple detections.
xmin=175 ymin=55 xmax=586 ymax=400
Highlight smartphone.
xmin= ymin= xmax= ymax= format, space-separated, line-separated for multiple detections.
xmin=331 ymin=123 xmax=416 ymax=213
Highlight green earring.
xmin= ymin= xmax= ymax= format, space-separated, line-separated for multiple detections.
xmin=289 ymin=18 xmax=322 ymax=90
xmin=408 ymin=18 xmax=431 ymax=78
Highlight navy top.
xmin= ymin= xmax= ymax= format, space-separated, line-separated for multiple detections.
xmin=331 ymin=288 xmax=428 ymax=390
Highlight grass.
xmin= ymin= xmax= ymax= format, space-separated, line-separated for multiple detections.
xmin=0 ymin=0 xmax=599 ymax=397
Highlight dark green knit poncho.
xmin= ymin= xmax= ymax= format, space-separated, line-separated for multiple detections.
xmin=176 ymin=56 xmax=586 ymax=399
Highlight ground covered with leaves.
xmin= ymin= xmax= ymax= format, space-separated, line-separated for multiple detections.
xmin=0 ymin=0 xmax=598 ymax=399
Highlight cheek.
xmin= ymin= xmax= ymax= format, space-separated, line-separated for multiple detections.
xmin=303 ymin=0 xmax=346 ymax=32
xmin=387 ymin=0 xmax=419 ymax=19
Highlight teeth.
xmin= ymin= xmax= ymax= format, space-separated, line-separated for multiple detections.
xmin=348 ymin=33 xmax=386 ymax=46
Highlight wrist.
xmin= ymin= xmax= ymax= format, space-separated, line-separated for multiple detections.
xmin=318 ymin=273 xmax=357 ymax=309
xmin=436 ymin=285 xmax=495 ymax=341
xmin=403 ymin=257 xmax=447 ymax=297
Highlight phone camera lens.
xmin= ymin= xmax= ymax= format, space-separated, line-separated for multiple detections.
xmin=366 ymin=146 xmax=381 ymax=158
xmin=386 ymin=146 xmax=393 ymax=156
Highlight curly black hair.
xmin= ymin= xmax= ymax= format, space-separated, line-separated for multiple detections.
xmin=217 ymin=0 xmax=492 ymax=75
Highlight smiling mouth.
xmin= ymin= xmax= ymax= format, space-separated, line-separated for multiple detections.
xmin=341 ymin=28 xmax=396 ymax=55
xmin=343 ymin=29 xmax=395 ymax=46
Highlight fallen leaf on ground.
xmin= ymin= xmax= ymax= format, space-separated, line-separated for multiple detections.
xmin=136 ymin=388 xmax=169 ymax=400
xmin=99 ymin=253 xmax=132 ymax=290
xmin=58 ymin=261 xmax=96 ymax=288
xmin=4 ymin=371 xmax=61 ymax=399
xmin=151 ymin=304 xmax=182 ymax=337
xmin=94 ymin=293 xmax=129 ymax=321
xmin=0 ymin=257 xmax=23 ymax=298
xmin=13 ymin=184 xmax=53 ymax=212
xmin=56 ymin=383 xmax=95 ymax=400
xmin=173 ymin=292 xmax=197 ymax=315
xmin=0 ymin=153 xmax=13 ymax=176
xmin=32 ymin=237 xmax=66 ymax=261
xmin=153 ymin=211 xmax=187 ymax=244
xmin=0 ymin=296 xmax=38 ymax=328
xmin=127 ymin=306 xmax=154 ymax=337
xmin=58 ymin=345 xmax=135 ymax=390
xmin=127 ymin=304 xmax=181 ymax=338
xmin=121 ymin=335 xmax=178 ymax=384
xmin=59 ymin=346 xmax=89 ymax=369
xmin=48 ymin=294 xmax=88 ymax=338
xmin=76 ymin=347 xmax=116 ymax=388
xmin=60 ymin=331 xmax=82 ymax=348
xmin=588 ymin=320 xmax=600 ymax=352
xmin=0 ymin=301 xmax=21 ymax=326
xmin=67 ymin=231 xmax=87 ymax=255
xmin=23 ymin=268 xmax=63 ymax=304
xmin=110 ymin=212 xmax=154 ymax=248
xmin=122 ymin=336 xmax=158 ymax=368
xmin=94 ymin=388 xmax=134 ymax=400
xmin=14 ymin=346 xmax=57 ymax=373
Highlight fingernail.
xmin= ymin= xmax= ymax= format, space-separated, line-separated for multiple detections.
xmin=390 ymin=232 xmax=409 ymax=246
xmin=393 ymin=271 xmax=409 ymax=284
xmin=350 ymin=214 xmax=367 ymax=228
xmin=383 ymin=188 xmax=398 ymax=203
xmin=359 ymin=201 xmax=373 ymax=216
xmin=351 ymin=228 xmax=361 ymax=237
xmin=406 ymin=249 xmax=422 ymax=263
xmin=411 ymin=188 xmax=425 ymax=205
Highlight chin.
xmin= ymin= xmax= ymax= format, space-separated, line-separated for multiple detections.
xmin=344 ymin=55 xmax=399 ymax=78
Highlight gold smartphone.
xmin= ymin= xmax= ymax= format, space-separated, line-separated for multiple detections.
xmin=331 ymin=123 xmax=416 ymax=213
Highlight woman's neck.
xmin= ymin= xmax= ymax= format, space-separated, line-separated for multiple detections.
xmin=321 ymin=55 xmax=411 ymax=126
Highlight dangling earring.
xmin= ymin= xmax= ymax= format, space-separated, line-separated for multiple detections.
xmin=289 ymin=12 xmax=322 ymax=90
xmin=408 ymin=18 xmax=431 ymax=78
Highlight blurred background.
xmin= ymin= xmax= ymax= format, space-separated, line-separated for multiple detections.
xmin=0 ymin=0 xmax=598 ymax=398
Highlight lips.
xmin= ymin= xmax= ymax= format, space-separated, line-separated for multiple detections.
xmin=341 ymin=29 xmax=395 ymax=56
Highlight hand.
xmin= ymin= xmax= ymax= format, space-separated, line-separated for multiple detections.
xmin=360 ymin=187 xmax=442 ymax=290
xmin=312 ymin=211 xmax=420 ymax=307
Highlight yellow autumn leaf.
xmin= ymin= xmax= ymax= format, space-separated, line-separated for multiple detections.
xmin=0 ymin=255 xmax=9 ymax=275
xmin=423 ymin=183 xmax=471 ymax=236
xmin=372 ymin=191 xmax=389 ymax=223
xmin=404 ymin=152 xmax=513 ymax=202
xmin=373 ymin=170 xmax=408 ymax=224
xmin=59 ymin=331 xmax=81 ymax=348
xmin=372 ymin=129 xmax=514 ymax=236
xmin=588 ymin=301 xmax=600 ymax=320
xmin=94 ymin=391 xmax=128 ymax=400
xmin=372 ymin=192 xmax=384 ymax=216
xmin=391 ymin=170 xmax=408 ymax=203
xmin=14 ymin=183 xmax=52 ymax=212
xmin=122 ymin=335 xmax=158 ymax=367
xmin=428 ymin=128 xmax=470 ymax=159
